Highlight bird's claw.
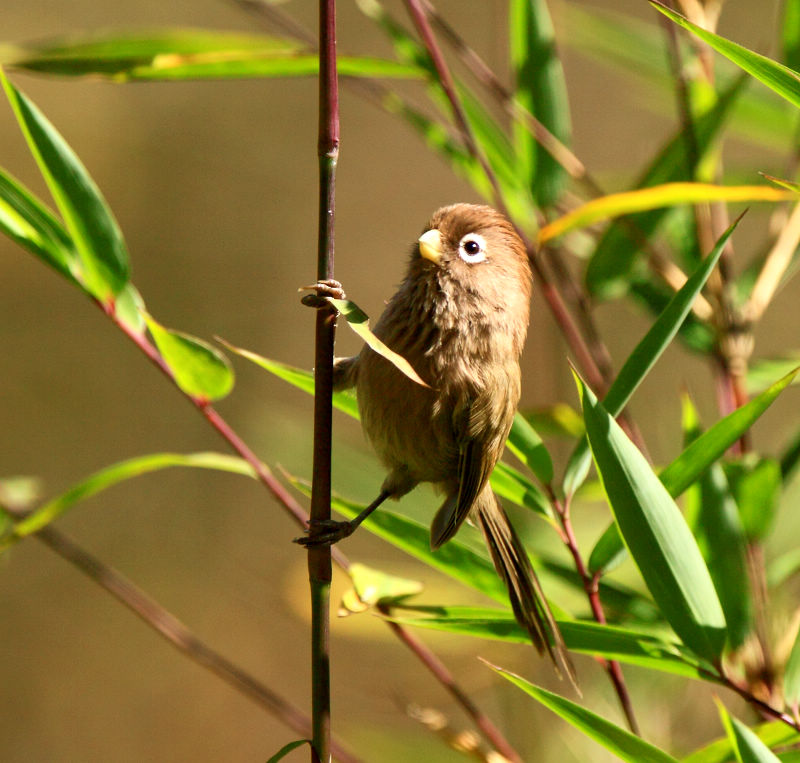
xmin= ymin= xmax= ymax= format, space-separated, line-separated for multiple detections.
xmin=299 ymin=279 xmax=346 ymax=308
xmin=294 ymin=518 xmax=355 ymax=547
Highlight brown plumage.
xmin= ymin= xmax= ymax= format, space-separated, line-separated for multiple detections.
xmin=302 ymin=203 xmax=575 ymax=683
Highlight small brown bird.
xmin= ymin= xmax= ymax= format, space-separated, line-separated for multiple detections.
xmin=301 ymin=203 xmax=574 ymax=681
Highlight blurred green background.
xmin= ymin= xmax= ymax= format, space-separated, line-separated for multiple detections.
xmin=2 ymin=0 xmax=799 ymax=760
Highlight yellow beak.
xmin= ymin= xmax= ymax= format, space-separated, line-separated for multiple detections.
xmin=418 ymin=229 xmax=443 ymax=264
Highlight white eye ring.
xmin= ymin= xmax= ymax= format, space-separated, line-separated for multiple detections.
xmin=458 ymin=233 xmax=487 ymax=264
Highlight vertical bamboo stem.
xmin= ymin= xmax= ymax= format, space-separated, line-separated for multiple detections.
xmin=309 ymin=0 xmax=339 ymax=759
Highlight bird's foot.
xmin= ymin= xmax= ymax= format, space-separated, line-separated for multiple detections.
xmin=299 ymin=279 xmax=346 ymax=308
xmin=294 ymin=518 xmax=356 ymax=547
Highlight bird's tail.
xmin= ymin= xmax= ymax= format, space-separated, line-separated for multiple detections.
xmin=475 ymin=491 xmax=579 ymax=690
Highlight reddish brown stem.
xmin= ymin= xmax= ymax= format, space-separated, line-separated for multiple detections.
xmin=551 ymin=491 xmax=640 ymax=735
xmin=378 ymin=604 xmax=522 ymax=762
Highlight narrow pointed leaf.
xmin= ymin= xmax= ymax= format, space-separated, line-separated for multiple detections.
xmin=0 ymin=167 xmax=77 ymax=281
xmin=488 ymin=663 xmax=680 ymax=762
xmin=290 ymin=478 xmax=508 ymax=604
xmin=3 ymin=29 xmax=425 ymax=81
xmin=577 ymin=374 xmax=727 ymax=662
xmin=1 ymin=69 xmax=129 ymax=299
xmin=660 ymin=369 xmax=799 ymax=498
xmin=510 ymin=0 xmax=571 ymax=206
xmin=507 ymin=412 xmax=554 ymax=483
xmin=565 ymin=217 xmax=735 ymax=499
xmin=651 ymin=2 xmax=800 ymax=110
xmin=585 ymin=76 xmax=744 ymax=298
xmin=588 ymin=520 xmax=628 ymax=576
xmin=682 ymin=395 xmax=751 ymax=649
xmin=219 ymin=344 xmax=360 ymax=420
xmin=683 ymin=722 xmax=800 ymax=763
xmin=784 ymin=0 xmax=800 ymax=72
xmin=490 ymin=461 xmax=553 ymax=521
xmin=7 ymin=452 xmax=254 ymax=542
xmin=327 ymin=298 xmax=429 ymax=387
xmin=724 ymin=457 xmax=782 ymax=541
xmin=716 ymin=699 xmax=782 ymax=763
xmin=266 ymin=740 xmax=310 ymax=763
xmin=540 ymin=183 xmax=789 ymax=244
xmin=784 ymin=624 xmax=800 ymax=713
xmin=145 ymin=315 xmax=234 ymax=401
xmin=390 ymin=606 xmax=711 ymax=679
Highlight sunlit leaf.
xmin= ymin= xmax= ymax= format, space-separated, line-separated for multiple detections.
xmin=488 ymin=663 xmax=680 ymax=762
xmin=390 ymin=605 xmax=711 ymax=679
xmin=327 ymin=298 xmax=428 ymax=388
xmin=683 ymin=722 xmax=800 ymax=763
xmin=660 ymin=370 xmax=798 ymax=498
xmin=577 ymin=373 xmax=727 ymax=663
xmin=219 ymin=344 xmax=360 ymax=420
xmin=346 ymin=562 xmax=423 ymax=609
xmin=145 ymin=315 xmax=234 ymax=401
xmin=584 ymin=77 xmax=744 ymax=299
xmin=4 ymin=29 xmax=424 ymax=81
xmin=507 ymin=412 xmax=553 ymax=484
xmin=510 ymin=0 xmax=571 ymax=207
xmin=0 ymin=166 xmax=76 ymax=281
xmin=715 ymin=699 xmax=782 ymax=763
xmin=651 ymin=2 xmax=800 ymax=111
xmin=540 ymin=183 xmax=789 ymax=245
xmin=564 ymin=218 xmax=735 ymax=498
xmin=0 ymin=69 xmax=129 ymax=299
xmin=490 ymin=461 xmax=554 ymax=523
xmin=6 ymin=452 xmax=255 ymax=543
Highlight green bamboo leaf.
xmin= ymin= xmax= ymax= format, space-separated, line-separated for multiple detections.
xmin=327 ymin=298 xmax=429 ymax=388
xmin=565 ymin=217 xmax=735 ymax=498
xmin=784 ymin=1 xmax=800 ymax=72
xmin=682 ymin=395 xmax=751 ymax=650
xmin=784 ymin=624 xmax=800 ymax=714
xmin=145 ymin=315 xmax=234 ymax=401
xmin=218 ymin=343 xmax=360 ymax=420
xmin=585 ymin=76 xmax=744 ymax=299
xmin=724 ymin=457 xmax=782 ymax=541
xmin=4 ymin=29 xmax=424 ymax=81
xmin=114 ymin=283 xmax=147 ymax=335
xmin=0 ymin=166 xmax=77 ymax=281
xmin=290 ymin=478 xmax=508 ymax=604
xmin=660 ymin=369 xmax=799 ymax=498
xmin=651 ymin=2 xmax=800 ymax=111
xmin=266 ymin=740 xmax=309 ymax=763
xmin=490 ymin=461 xmax=553 ymax=522
xmin=6 ymin=452 xmax=255 ymax=543
xmin=683 ymin=722 xmax=800 ymax=763
xmin=390 ymin=605 xmax=710 ymax=679
xmin=716 ymin=699 xmax=782 ymax=763
xmin=577 ymin=373 xmax=727 ymax=663
xmin=781 ymin=425 xmax=800 ymax=482
xmin=510 ymin=0 xmax=571 ymax=207
xmin=507 ymin=412 xmax=554 ymax=484
xmin=488 ymin=663 xmax=680 ymax=762
xmin=588 ymin=520 xmax=628 ymax=576
xmin=0 ymin=69 xmax=129 ymax=300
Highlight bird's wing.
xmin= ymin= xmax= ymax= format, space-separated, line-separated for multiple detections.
xmin=430 ymin=398 xmax=495 ymax=548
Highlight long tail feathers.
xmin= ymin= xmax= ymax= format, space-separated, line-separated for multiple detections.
xmin=476 ymin=494 xmax=579 ymax=692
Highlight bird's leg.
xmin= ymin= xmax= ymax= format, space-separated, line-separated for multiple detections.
xmin=295 ymin=489 xmax=391 ymax=547
xmin=299 ymin=278 xmax=346 ymax=308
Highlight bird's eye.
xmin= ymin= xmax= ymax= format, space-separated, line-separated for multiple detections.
xmin=458 ymin=234 xmax=487 ymax=264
